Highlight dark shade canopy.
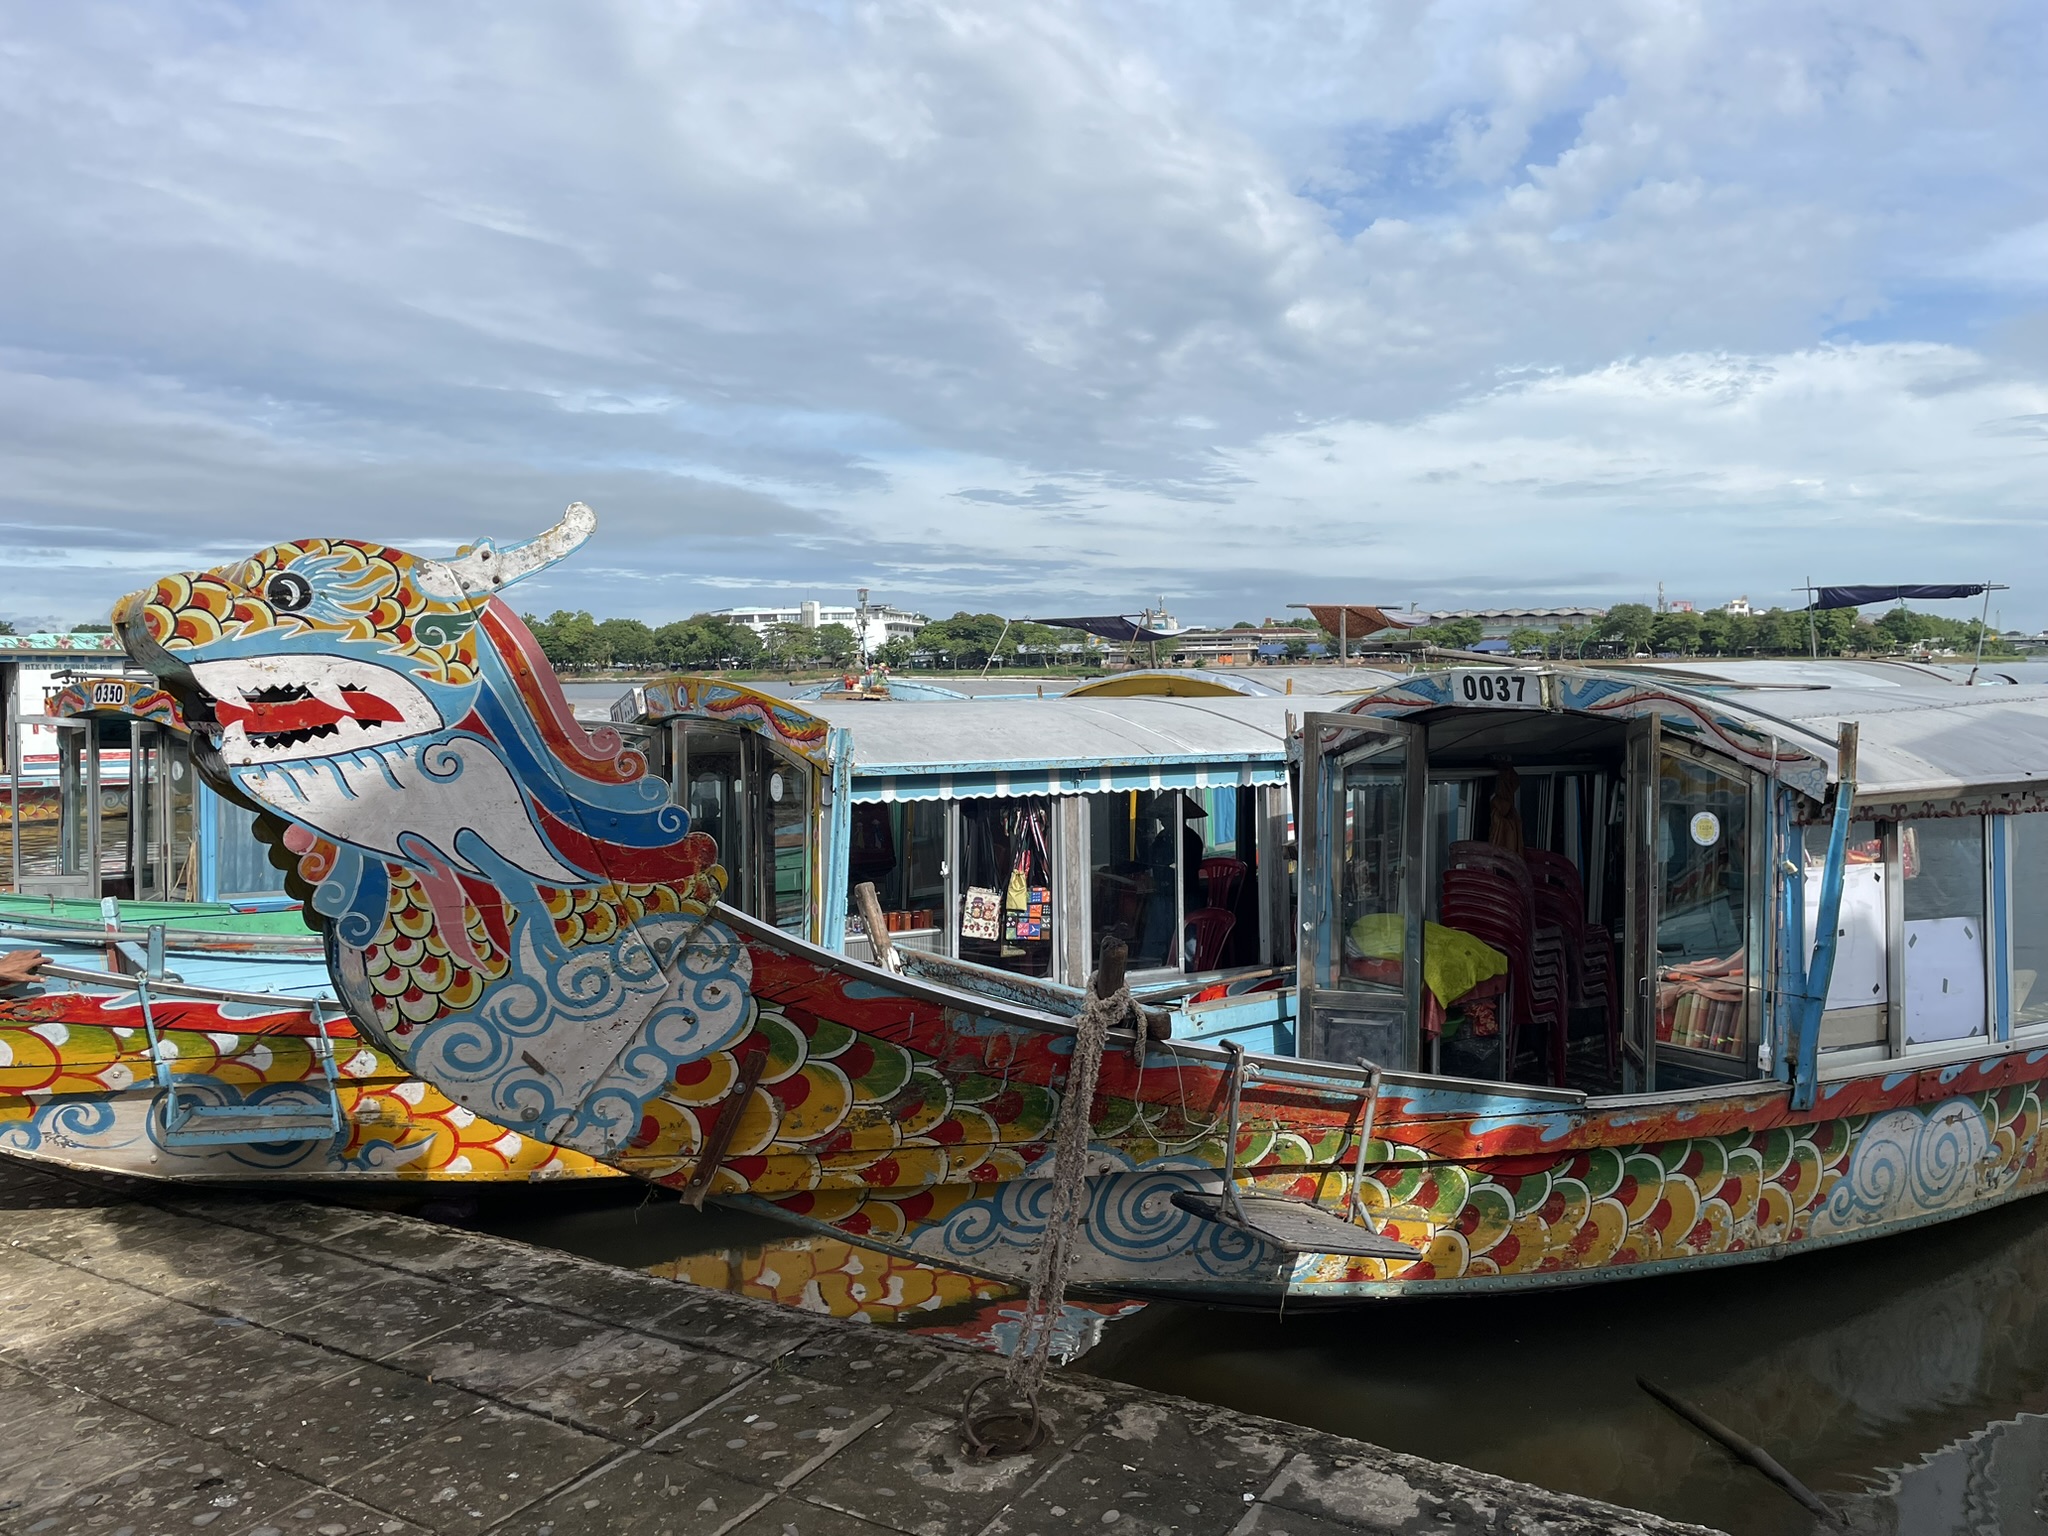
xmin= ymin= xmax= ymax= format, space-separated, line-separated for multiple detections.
xmin=1806 ymin=584 xmax=1998 ymax=611
xmin=1024 ymin=615 xmax=1171 ymax=643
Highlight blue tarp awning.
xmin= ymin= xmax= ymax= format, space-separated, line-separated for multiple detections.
xmin=1806 ymin=584 xmax=1997 ymax=610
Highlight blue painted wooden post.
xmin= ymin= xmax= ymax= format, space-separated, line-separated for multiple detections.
xmin=818 ymin=727 xmax=853 ymax=951
xmin=1791 ymin=722 xmax=1858 ymax=1111
xmin=196 ymin=784 xmax=220 ymax=903
xmin=1992 ymin=814 xmax=2012 ymax=1041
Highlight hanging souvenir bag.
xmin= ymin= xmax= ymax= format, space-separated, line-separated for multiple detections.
xmin=961 ymin=886 xmax=1001 ymax=941
xmin=1006 ymin=853 xmax=1031 ymax=913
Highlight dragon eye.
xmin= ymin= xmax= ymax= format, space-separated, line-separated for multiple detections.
xmin=267 ymin=572 xmax=313 ymax=612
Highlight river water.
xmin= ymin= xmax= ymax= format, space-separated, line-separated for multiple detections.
xmin=455 ymin=1181 xmax=2048 ymax=1536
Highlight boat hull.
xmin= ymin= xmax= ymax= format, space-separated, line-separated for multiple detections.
xmin=741 ymin=1046 xmax=2047 ymax=1303
xmin=0 ymin=989 xmax=617 ymax=1184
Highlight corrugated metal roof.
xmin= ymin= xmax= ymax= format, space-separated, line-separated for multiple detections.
xmin=1065 ymin=666 xmax=1401 ymax=698
xmin=1488 ymin=661 xmax=2048 ymax=802
xmin=807 ymin=694 xmax=1303 ymax=773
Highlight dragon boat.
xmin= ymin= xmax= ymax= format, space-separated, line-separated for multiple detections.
xmin=0 ymin=671 xmax=610 ymax=1186
xmin=111 ymin=504 xmax=2048 ymax=1303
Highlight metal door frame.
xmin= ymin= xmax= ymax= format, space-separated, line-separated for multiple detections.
xmin=1621 ymin=715 xmax=1659 ymax=1090
xmin=13 ymin=715 xmax=97 ymax=899
xmin=1297 ymin=710 xmax=1427 ymax=1069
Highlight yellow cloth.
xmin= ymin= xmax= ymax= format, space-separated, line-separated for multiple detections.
xmin=1348 ymin=913 xmax=1509 ymax=1008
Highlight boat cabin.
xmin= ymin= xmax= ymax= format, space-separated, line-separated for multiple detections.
xmin=1302 ymin=661 xmax=2048 ymax=1102
xmin=6 ymin=674 xmax=293 ymax=909
xmin=617 ymin=678 xmax=1300 ymax=989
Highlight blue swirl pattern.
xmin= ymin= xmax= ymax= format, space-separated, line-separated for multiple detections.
xmin=908 ymin=1153 xmax=1273 ymax=1285
xmin=1814 ymin=1100 xmax=1994 ymax=1234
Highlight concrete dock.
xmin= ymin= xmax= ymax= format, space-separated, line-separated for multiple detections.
xmin=0 ymin=1159 xmax=1718 ymax=1536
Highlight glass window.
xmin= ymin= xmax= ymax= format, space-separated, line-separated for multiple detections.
xmin=1184 ymin=785 xmax=1261 ymax=969
xmin=55 ymin=727 xmax=91 ymax=880
xmin=210 ymin=793 xmax=288 ymax=898
xmin=1801 ymin=819 xmax=1888 ymax=1052
xmin=762 ymin=753 xmax=808 ymax=934
xmin=1333 ymin=737 xmax=1410 ymax=996
xmin=958 ymin=797 xmax=1055 ymax=978
xmin=2014 ymin=816 xmax=2048 ymax=1028
xmin=678 ymin=726 xmax=747 ymax=893
xmin=1901 ymin=817 xmax=1986 ymax=1046
xmin=847 ymin=801 xmax=946 ymax=944
xmin=1653 ymin=751 xmax=1751 ymax=1065
xmin=168 ymin=741 xmax=196 ymax=901
xmin=1089 ymin=790 xmax=1187 ymax=971
xmin=1192 ymin=786 xmax=1239 ymax=858
xmin=672 ymin=723 xmax=810 ymax=934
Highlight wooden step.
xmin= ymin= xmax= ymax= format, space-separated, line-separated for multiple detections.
xmin=1170 ymin=1189 xmax=1420 ymax=1259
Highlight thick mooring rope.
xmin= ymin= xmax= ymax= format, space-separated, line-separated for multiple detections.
xmin=960 ymin=971 xmax=1125 ymax=1458
xmin=1005 ymin=977 xmax=1122 ymax=1391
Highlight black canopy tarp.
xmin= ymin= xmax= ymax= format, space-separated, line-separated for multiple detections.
xmin=1024 ymin=615 xmax=1171 ymax=643
xmin=1806 ymin=584 xmax=1997 ymax=611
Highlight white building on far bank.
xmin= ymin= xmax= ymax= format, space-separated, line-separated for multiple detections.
xmin=713 ymin=596 xmax=929 ymax=657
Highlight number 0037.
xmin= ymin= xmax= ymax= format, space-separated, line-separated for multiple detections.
xmin=1446 ymin=669 xmax=1543 ymax=708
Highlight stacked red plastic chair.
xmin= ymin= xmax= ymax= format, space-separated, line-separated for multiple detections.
xmin=1523 ymin=848 xmax=1621 ymax=1079
xmin=1439 ymin=841 xmax=1570 ymax=1080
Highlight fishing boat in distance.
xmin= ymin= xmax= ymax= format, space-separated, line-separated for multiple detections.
xmin=110 ymin=505 xmax=2048 ymax=1303
xmin=0 ymin=672 xmax=613 ymax=1186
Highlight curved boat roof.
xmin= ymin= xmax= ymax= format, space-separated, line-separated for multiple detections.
xmin=1353 ymin=660 xmax=2048 ymax=803
xmin=1638 ymin=660 xmax=2048 ymax=802
xmin=1065 ymin=666 xmax=1401 ymax=699
xmin=632 ymin=675 xmax=1305 ymax=801
xmin=808 ymin=693 xmax=1300 ymax=772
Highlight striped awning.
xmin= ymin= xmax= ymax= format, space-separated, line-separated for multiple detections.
xmin=851 ymin=759 xmax=1284 ymax=803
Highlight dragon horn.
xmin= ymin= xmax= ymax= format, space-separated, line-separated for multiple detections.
xmin=416 ymin=502 xmax=597 ymax=601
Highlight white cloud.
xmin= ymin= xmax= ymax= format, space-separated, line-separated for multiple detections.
xmin=0 ymin=1 xmax=2043 ymax=626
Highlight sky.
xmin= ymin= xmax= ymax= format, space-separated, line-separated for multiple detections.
xmin=2 ymin=1 xmax=2045 ymax=632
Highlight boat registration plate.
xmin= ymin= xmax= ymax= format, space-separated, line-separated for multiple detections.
xmin=1445 ymin=669 xmax=1545 ymax=709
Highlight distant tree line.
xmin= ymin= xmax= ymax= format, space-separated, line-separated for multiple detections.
xmin=523 ymin=608 xmax=1096 ymax=674
xmin=525 ymin=601 xmax=2019 ymax=675
xmin=522 ymin=611 xmax=770 ymax=673
xmin=875 ymin=614 xmax=1090 ymax=670
xmin=1228 ymin=604 xmax=2019 ymax=659
xmin=1533 ymin=604 xmax=2015 ymax=659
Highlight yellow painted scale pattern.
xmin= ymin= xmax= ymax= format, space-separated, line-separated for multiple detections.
xmin=0 ymin=1016 xmax=615 ymax=1181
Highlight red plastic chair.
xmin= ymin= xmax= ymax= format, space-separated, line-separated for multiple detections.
xmin=1199 ymin=857 xmax=1248 ymax=913
xmin=1183 ymin=907 xmax=1237 ymax=972
xmin=1524 ymin=848 xmax=1620 ymax=1081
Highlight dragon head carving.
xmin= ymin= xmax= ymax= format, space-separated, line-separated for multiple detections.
xmin=115 ymin=506 xmax=751 ymax=1156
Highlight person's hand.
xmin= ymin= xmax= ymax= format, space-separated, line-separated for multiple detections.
xmin=0 ymin=949 xmax=47 ymax=988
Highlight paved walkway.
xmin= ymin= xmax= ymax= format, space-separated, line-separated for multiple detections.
xmin=0 ymin=1158 xmax=1719 ymax=1536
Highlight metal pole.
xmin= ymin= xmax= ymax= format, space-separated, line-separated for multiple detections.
xmin=979 ymin=617 xmax=1013 ymax=678
xmin=7 ymin=709 xmax=17 ymax=895
xmin=1339 ymin=608 xmax=1347 ymax=663
xmin=1968 ymin=582 xmax=1993 ymax=684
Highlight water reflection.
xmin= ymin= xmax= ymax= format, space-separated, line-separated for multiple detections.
xmin=464 ymin=1184 xmax=1138 ymax=1362
xmin=1079 ymin=1196 xmax=2048 ymax=1534
xmin=647 ymin=1232 xmax=1012 ymax=1323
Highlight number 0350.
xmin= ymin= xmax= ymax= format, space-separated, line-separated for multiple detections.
xmin=1447 ymin=669 xmax=1544 ymax=709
